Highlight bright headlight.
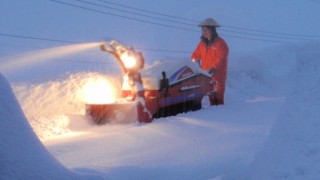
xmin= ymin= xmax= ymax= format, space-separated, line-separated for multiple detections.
xmin=120 ymin=52 xmax=137 ymax=69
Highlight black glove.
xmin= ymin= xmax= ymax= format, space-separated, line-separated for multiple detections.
xmin=208 ymin=67 xmax=216 ymax=75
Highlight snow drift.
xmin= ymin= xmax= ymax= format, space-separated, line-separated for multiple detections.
xmin=245 ymin=42 xmax=320 ymax=179
xmin=0 ymin=73 xmax=101 ymax=179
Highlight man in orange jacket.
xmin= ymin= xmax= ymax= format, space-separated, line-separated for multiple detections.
xmin=191 ymin=18 xmax=229 ymax=105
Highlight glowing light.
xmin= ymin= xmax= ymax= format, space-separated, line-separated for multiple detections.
xmin=122 ymin=74 xmax=132 ymax=90
xmin=120 ymin=52 xmax=137 ymax=69
xmin=81 ymin=77 xmax=120 ymax=104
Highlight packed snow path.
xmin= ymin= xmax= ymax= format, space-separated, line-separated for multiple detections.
xmin=45 ymin=97 xmax=283 ymax=179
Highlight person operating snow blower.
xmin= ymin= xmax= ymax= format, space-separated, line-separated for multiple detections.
xmin=191 ymin=18 xmax=229 ymax=105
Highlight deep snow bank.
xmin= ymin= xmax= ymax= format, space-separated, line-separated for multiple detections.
xmin=244 ymin=42 xmax=320 ymax=179
xmin=0 ymin=73 xmax=100 ymax=179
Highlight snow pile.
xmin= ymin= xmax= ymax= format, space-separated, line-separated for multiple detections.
xmin=246 ymin=42 xmax=320 ymax=179
xmin=0 ymin=73 xmax=101 ymax=179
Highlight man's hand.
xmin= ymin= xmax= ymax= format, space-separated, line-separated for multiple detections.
xmin=192 ymin=59 xmax=199 ymax=62
xmin=208 ymin=67 xmax=216 ymax=75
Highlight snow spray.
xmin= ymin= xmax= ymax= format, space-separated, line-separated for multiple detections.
xmin=0 ymin=42 xmax=101 ymax=72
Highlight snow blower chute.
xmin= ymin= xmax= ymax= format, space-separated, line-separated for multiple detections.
xmin=85 ymin=40 xmax=214 ymax=124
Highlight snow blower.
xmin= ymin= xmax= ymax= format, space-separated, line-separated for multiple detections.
xmin=85 ymin=40 xmax=213 ymax=124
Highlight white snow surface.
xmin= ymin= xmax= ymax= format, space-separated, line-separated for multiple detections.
xmin=1 ymin=41 xmax=320 ymax=179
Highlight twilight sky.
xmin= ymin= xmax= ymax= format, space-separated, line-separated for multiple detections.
xmin=1 ymin=0 xmax=320 ymax=61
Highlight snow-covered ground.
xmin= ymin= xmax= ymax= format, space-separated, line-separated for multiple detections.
xmin=1 ymin=40 xmax=320 ymax=179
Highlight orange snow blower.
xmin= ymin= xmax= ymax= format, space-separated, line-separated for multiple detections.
xmin=85 ymin=41 xmax=213 ymax=124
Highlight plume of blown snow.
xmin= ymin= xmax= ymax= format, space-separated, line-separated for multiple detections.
xmin=12 ymin=72 xmax=121 ymax=139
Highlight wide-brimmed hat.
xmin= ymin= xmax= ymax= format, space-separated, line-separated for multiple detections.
xmin=198 ymin=18 xmax=221 ymax=27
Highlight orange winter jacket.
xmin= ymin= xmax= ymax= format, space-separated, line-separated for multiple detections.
xmin=191 ymin=36 xmax=229 ymax=71
xmin=191 ymin=36 xmax=229 ymax=83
